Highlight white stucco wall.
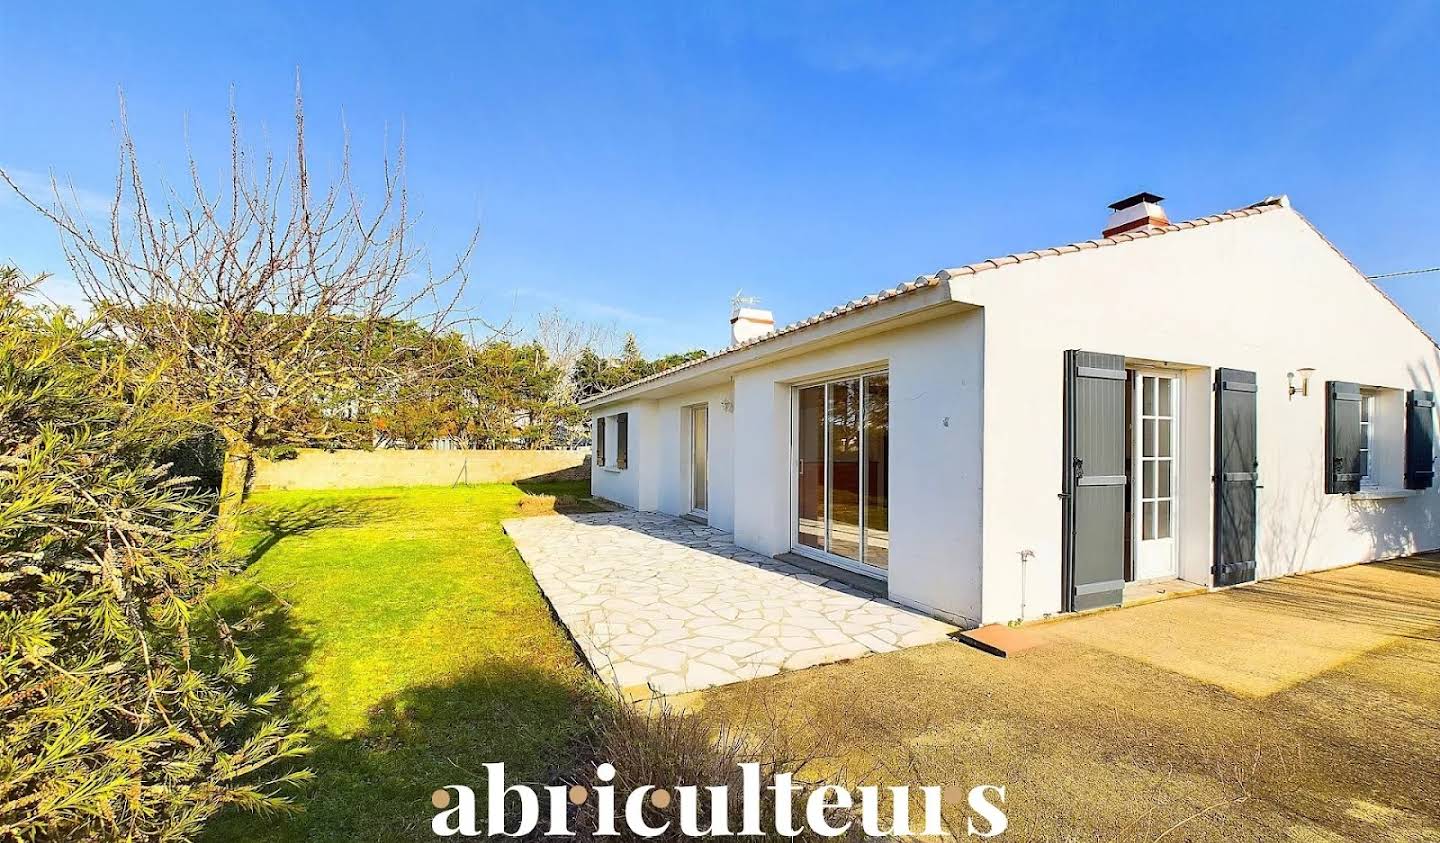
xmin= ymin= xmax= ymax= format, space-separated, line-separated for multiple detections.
xmin=654 ymin=385 xmax=736 ymax=531
xmin=588 ymin=309 xmax=985 ymax=626
xmin=947 ymin=206 xmax=1440 ymax=623
xmin=590 ymin=402 xmax=659 ymax=511
xmin=589 ymin=388 xmax=736 ymax=530
xmin=730 ymin=311 xmax=986 ymax=625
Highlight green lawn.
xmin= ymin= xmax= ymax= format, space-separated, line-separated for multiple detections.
xmin=204 ymin=483 xmax=598 ymax=842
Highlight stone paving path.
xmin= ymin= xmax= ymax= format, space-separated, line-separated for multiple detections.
xmin=503 ymin=511 xmax=956 ymax=696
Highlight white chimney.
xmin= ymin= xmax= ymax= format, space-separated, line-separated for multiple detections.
xmin=1103 ymin=192 xmax=1169 ymax=238
xmin=729 ymin=293 xmax=774 ymax=345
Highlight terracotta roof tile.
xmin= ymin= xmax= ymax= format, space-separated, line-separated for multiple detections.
xmin=582 ymin=197 xmax=1288 ymax=406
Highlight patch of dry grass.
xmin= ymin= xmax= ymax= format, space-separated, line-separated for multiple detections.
xmin=513 ymin=479 xmax=615 ymax=516
xmin=549 ymin=697 xmax=867 ymax=841
xmin=699 ymin=557 xmax=1440 ymax=842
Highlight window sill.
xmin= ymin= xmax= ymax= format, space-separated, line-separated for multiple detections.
xmin=601 ymin=466 xmax=622 ymax=474
xmin=1351 ymin=487 xmax=1419 ymax=501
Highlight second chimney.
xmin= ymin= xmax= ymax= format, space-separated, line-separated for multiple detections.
xmin=730 ymin=300 xmax=774 ymax=346
xmin=1103 ymin=192 xmax=1169 ymax=238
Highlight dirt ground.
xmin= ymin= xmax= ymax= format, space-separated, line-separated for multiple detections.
xmin=698 ymin=556 xmax=1440 ymax=842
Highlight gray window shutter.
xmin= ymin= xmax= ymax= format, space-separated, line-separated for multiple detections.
xmin=1214 ymin=369 xmax=1258 ymax=586
xmin=617 ymin=413 xmax=629 ymax=469
xmin=596 ymin=417 xmax=606 ymax=466
xmin=1324 ymin=382 xmax=1362 ymax=494
xmin=1406 ymin=389 xmax=1435 ymax=490
xmin=1062 ymin=350 xmax=1127 ymax=612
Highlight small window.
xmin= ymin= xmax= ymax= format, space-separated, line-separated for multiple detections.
xmin=1359 ymin=390 xmax=1376 ymax=487
xmin=596 ymin=417 xmax=607 ymax=466
xmin=1329 ymin=383 xmax=1405 ymax=493
xmin=616 ymin=413 xmax=629 ymax=469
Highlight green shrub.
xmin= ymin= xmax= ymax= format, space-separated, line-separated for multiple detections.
xmin=0 ymin=269 xmax=309 ymax=840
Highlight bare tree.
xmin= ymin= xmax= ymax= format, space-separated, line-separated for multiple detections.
xmin=2 ymin=81 xmax=481 ymax=528
xmin=532 ymin=305 xmax=619 ymax=401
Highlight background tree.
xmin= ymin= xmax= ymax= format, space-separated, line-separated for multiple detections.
xmin=466 ymin=340 xmax=573 ymax=447
xmin=370 ymin=337 xmax=583 ymax=449
xmin=1 ymin=86 xmax=479 ymax=528
xmin=531 ymin=306 xmax=618 ymax=402
xmin=367 ymin=331 xmax=473 ymax=449
xmin=570 ymin=337 xmax=707 ymax=401
xmin=615 ymin=333 xmax=648 ymax=381
xmin=571 ymin=347 xmax=614 ymax=402
xmin=647 ymin=348 xmax=708 ymax=373
xmin=0 ymin=268 xmax=307 ymax=839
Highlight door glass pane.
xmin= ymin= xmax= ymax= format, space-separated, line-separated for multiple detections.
xmin=691 ymin=407 xmax=708 ymax=512
xmin=1359 ymin=396 xmax=1373 ymax=481
xmin=1137 ymin=375 xmax=1177 ymax=548
xmin=863 ymin=374 xmax=890 ymax=570
xmin=796 ymin=387 xmax=825 ymax=550
xmin=827 ymin=379 xmax=862 ymax=561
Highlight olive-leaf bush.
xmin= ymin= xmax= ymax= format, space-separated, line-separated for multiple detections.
xmin=0 ymin=268 xmax=309 ymax=841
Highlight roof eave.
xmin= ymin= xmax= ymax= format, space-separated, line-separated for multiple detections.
xmin=580 ymin=194 xmax=1299 ymax=411
xmin=580 ymin=280 xmax=961 ymax=410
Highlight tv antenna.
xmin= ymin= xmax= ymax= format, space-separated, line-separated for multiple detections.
xmin=731 ymin=290 xmax=759 ymax=308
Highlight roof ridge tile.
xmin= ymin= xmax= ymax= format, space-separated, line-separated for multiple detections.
xmin=581 ymin=198 xmax=1286 ymax=405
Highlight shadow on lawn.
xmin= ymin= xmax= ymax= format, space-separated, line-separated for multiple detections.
xmin=207 ymin=492 xmax=865 ymax=842
xmin=514 ymin=478 xmax=590 ymax=496
xmin=205 ymin=497 xmax=594 ymax=843
xmin=206 ymin=602 xmax=589 ymax=841
xmin=1224 ymin=555 xmax=1440 ymax=642
xmin=240 ymin=495 xmax=401 ymax=565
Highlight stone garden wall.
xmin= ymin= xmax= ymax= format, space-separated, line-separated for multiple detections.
xmin=250 ymin=448 xmax=591 ymax=491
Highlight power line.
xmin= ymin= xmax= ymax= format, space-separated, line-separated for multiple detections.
xmin=1367 ymin=266 xmax=1440 ymax=280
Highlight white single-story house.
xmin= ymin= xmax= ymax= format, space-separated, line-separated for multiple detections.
xmin=583 ymin=193 xmax=1440 ymax=627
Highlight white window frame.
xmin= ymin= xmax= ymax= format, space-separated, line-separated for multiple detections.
xmin=787 ymin=365 xmax=890 ymax=580
xmin=1359 ymin=389 xmax=1377 ymax=489
xmin=596 ymin=414 xmax=625 ymax=473
xmin=686 ymin=403 xmax=709 ymax=516
xmin=1131 ymin=369 xmax=1181 ymax=581
xmin=615 ymin=412 xmax=629 ymax=470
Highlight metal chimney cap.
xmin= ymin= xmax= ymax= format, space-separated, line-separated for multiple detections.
xmin=1108 ymin=192 xmax=1165 ymax=211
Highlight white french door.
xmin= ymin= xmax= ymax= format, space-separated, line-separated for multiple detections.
xmin=792 ymin=372 xmax=889 ymax=576
xmin=1132 ymin=372 xmax=1179 ymax=581
xmin=689 ymin=405 xmax=708 ymax=516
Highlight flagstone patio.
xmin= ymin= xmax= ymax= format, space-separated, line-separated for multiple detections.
xmin=503 ymin=511 xmax=957 ymax=697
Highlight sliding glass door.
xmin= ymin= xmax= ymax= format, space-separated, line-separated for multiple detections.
xmin=690 ymin=405 xmax=708 ymax=515
xmin=796 ymin=386 xmax=826 ymax=551
xmin=794 ymin=372 xmax=889 ymax=573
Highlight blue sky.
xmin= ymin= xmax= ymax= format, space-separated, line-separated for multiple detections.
xmin=3 ymin=2 xmax=1439 ymax=354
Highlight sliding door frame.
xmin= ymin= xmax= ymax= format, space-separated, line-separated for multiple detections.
xmin=687 ymin=403 xmax=709 ymax=518
xmin=788 ymin=366 xmax=889 ymax=579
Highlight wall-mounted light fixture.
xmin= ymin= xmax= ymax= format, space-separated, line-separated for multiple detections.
xmin=1288 ymin=367 xmax=1316 ymax=398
